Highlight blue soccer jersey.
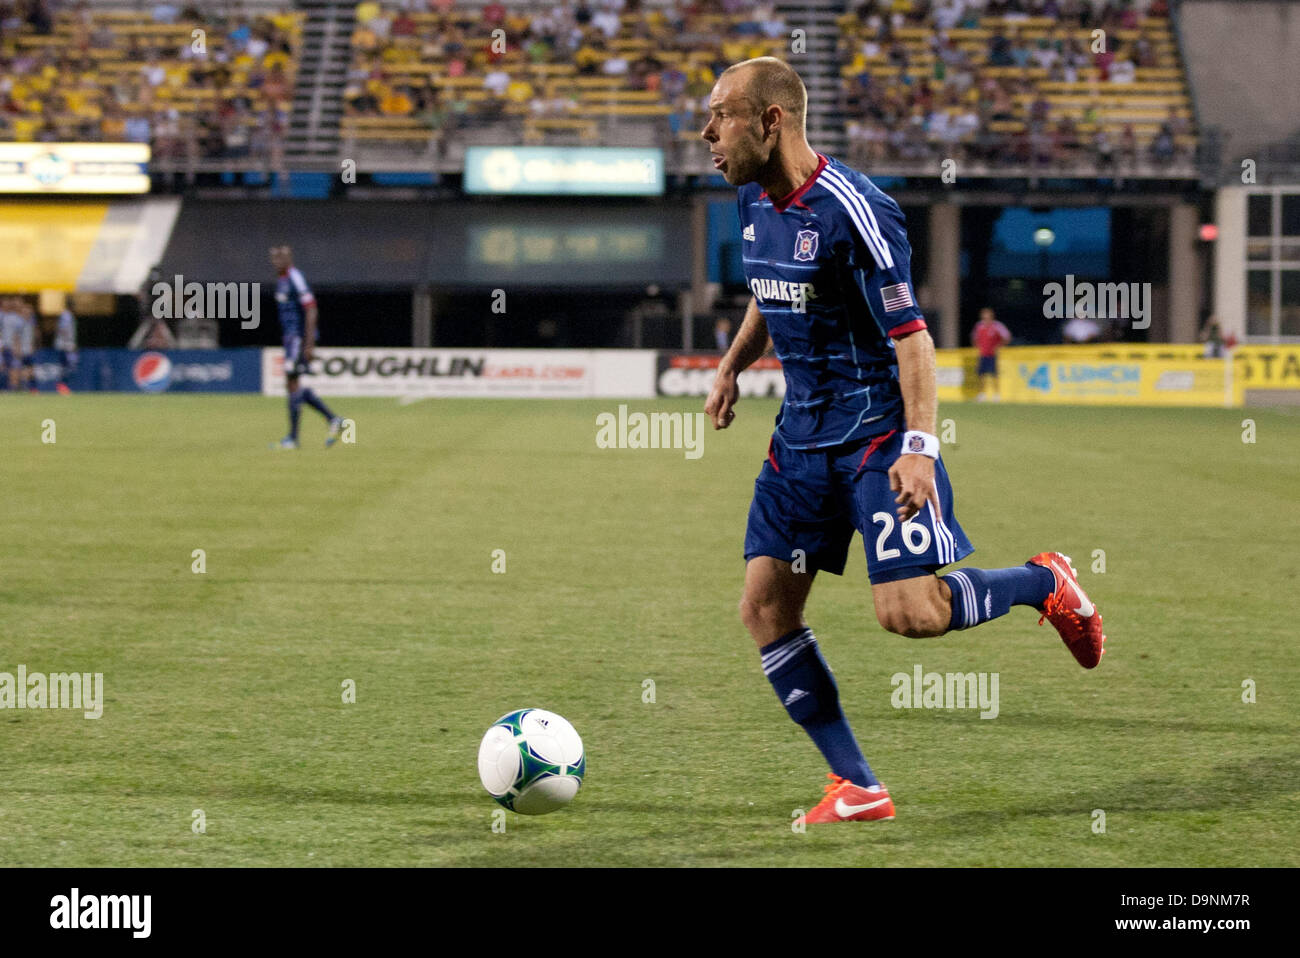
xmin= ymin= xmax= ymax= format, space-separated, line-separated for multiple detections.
xmin=737 ymin=154 xmax=927 ymax=449
xmin=275 ymin=266 xmax=315 ymax=340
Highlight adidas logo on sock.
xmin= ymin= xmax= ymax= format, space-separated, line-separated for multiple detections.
xmin=984 ymin=590 xmax=993 ymax=618
xmin=784 ymin=688 xmax=809 ymax=706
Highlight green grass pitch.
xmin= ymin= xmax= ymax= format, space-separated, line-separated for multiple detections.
xmin=1 ymin=394 xmax=1297 ymax=867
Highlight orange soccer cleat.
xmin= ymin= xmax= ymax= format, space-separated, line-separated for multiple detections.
xmin=795 ymin=773 xmax=895 ymax=825
xmin=1028 ymin=551 xmax=1106 ymax=669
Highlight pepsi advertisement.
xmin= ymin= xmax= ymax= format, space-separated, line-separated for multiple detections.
xmin=27 ymin=349 xmax=262 ymax=393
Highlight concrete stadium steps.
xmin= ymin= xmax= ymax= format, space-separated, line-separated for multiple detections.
xmin=777 ymin=0 xmax=850 ymax=156
xmin=287 ymin=0 xmax=355 ymax=166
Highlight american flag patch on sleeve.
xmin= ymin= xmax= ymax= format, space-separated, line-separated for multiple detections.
xmin=881 ymin=282 xmax=914 ymax=312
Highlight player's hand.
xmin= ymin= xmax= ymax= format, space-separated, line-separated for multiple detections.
xmin=889 ymin=453 xmax=939 ymax=522
xmin=303 ymin=344 xmax=314 ymax=362
xmin=705 ymin=369 xmax=739 ymax=430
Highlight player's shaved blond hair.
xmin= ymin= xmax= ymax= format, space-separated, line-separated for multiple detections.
xmin=721 ymin=57 xmax=808 ymax=134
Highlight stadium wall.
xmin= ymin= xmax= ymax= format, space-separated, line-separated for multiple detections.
xmin=29 ymin=345 xmax=1300 ymax=406
xmin=1179 ymin=1 xmax=1300 ymax=162
xmin=160 ymin=199 xmax=695 ymax=289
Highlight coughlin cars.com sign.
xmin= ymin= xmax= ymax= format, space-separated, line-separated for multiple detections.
xmin=464 ymin=146 xmax=664 ymax=196
xmin=262 ymin=348 xmax=657 ymax=398
xmin=0 ymin=143 xmax=150 ymax=194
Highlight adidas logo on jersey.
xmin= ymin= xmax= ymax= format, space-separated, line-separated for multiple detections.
xmin=742 ymin=224 xmax=755 ymax=241
xmin=784 ymin=688 xmax=809 ymax=706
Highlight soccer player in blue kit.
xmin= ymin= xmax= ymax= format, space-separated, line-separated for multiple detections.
xmin=701 ymin=58 xmax=1107 ymax=824
xmin=270 ymin=246 xmax=344 ymax=449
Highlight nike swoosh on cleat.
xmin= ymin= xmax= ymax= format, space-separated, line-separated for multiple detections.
xmin=834 ymin=796 xmax=892 ymax=817
xmin=1051 ymin=559 xmax=1094 ymax=617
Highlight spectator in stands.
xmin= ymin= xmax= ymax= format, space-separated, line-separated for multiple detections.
xmin=1030 ymin=122 xmax=1056 ymax=167
xmin=591 ymin=3 xmax=621 ymax=40
xmin=483 ymin=66 xmax=510 ymax=98
xmin=660 ymin=64 xmax=688 ymax=100
xmin=1055 ymin=115 xmax=1080 ymax=165
xmin=101 ymin=101 xmax=127 ymax=141
xmin=1134 ymin=36 xmax=1156 ymax=68
xmin=1164 ymin=104 xmax=1189 ymax=139
xmin=141 ymin=53 xmax=166 ymax=88
xmin=1149 ymin=124 xmax=1175 ymax=165
xmin=228 ymin=18 xmax=251 ymax=52
xmin=380 ymin=85 xmax=414 ymax=116
xmin=1029 ymin=89 xmax=1051 ymax=124
xmin=934 ymin=0 xmax=964 ymax=31
xmin=125 ymin=112 xmax=151 ymax=144
xmin=988 ymin=29 xmax=1014 ymax=67
xmin=1093 ymin=36 xmax=1114 ymax=79
xmin=1109 ymin=48 xmax=1137 ymax=84
xmin=356 ymin=2 xmax=381 ymax=30
xmin=505 ymin=76 xmax=535 ymax=106
xmin=1093 ymin=127 xmax=1115 ymax=170
xmin=152 ymin=4 xmax=179 ymax=26
xmin=153 ymin=108 xmax=182 ymax=159
xmin=1031 ymin=36 xmax=1058 ymax=71
xmin=602 ymin=52 xmax=629 ymax=77
xmin=223 ymin=103 xmax=252 ymax=158
xmin=533 ymin=89 xmax=577 ymax=119
xmin=392 ymin=9 xmax=417 ymax=37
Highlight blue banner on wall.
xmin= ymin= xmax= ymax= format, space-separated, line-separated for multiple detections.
xmin=22 ymin=349 xmax=262 ymax=393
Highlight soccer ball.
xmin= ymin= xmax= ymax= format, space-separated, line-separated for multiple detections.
xmin=477 ymin=708 xmax=585 ymax=815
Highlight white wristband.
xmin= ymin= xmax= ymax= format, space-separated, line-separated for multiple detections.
xmin=902 ymin=430 xmax=939 ymax=459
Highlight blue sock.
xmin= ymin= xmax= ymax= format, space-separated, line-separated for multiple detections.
xmin=288 ymin=389 xmax=304 ymax=440
xmin=941 ymin=564 xmax=1056 ymax=630
xmin=301 ymin=387 xmax=336 ymax=422
xmin=761 ymin=627 xmax=878 ymax=787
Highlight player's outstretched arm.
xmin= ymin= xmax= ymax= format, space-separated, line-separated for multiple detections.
xmin=706 ymin=297 xmax=770 ymax=430
xmin=890 ymin=328 xmax=941 ymax=522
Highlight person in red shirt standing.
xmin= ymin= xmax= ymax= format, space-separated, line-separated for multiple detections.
xmin=973 ymin=307 xmax=1011 ymax=401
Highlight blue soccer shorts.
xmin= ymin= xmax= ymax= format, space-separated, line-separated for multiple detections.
xmin=283 ymin=334 xmax=310 ymax=378
xmin=744 ymin=429 xmax=974 ymax=584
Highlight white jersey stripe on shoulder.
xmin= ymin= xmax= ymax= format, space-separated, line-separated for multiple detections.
xmin=822 ymin=168 xmax=894 ymax=270
xmin=823 ymin=167 xmax=895 ymax=270
xmin=814 ymin=171 xmax=882 ymax=263
xmin=821 ymin=170 xmax=894 ymax=269
xmin=820 ymin=167 xmax=894 ymax=270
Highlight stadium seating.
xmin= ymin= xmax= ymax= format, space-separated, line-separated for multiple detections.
xmin=0 ymin=3 xmax=303 ymax=165
xmin=0 ymin=0 xmax=1197 ymax=176
xmin=836 ymin=0 xmax=1197 ymax=171
xmin=341 ymin=1 xmax=787 ymax=155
